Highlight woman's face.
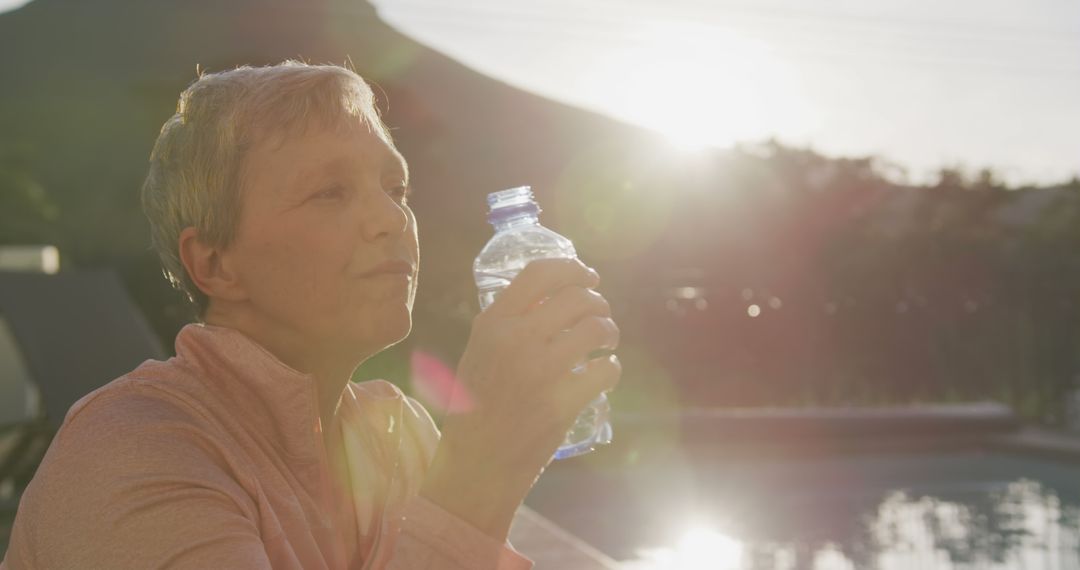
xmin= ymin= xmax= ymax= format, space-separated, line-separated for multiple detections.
xmin=223 ymin=122 xmax=419 ymax=357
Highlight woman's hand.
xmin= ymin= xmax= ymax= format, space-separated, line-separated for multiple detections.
xmin=418 ymin=258 xmax=621 ymax=540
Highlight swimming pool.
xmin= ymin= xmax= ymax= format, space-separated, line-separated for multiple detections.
xmin=526 ymin=448 xmax=1080 ymax=569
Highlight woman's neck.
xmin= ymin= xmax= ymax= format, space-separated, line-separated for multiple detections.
xmin=202 ymin=304 xmax=359 ymax=431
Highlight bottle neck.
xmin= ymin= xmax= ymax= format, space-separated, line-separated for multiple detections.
xmin=491 ymin=213 xmax=540 ymax=232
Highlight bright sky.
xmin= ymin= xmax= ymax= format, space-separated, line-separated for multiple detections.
xmin=2 ymin=0 xmax=1076 ymax=184
xmin=370 ymin=0 xmax=1080 ymax=185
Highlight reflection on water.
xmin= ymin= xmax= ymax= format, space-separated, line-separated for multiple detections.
xmin=868 ymin=481 xmax=1079 ymax=570
xmin=527 ymin=452 xmax=1080 ymax=570
xmin=629 ymin=525 xmax=745 ymax=569
xmin=622 ymin=480 xmax=1080 ymax=570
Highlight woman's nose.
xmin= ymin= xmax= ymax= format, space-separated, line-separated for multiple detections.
xmin=361 ymin=190 xmax=409 ymax=242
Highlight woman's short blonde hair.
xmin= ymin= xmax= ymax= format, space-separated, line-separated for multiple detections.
xmin=141 ymin=60 xmax=393 ymax=317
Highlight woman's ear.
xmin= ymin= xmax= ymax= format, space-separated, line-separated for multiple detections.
xmin=178 ymin=227 xmax=248 ymax=304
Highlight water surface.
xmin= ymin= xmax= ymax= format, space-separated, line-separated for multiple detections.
xmin=527 ymin=450 xmax=1080 ymax=569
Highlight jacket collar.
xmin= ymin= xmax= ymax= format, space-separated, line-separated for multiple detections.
xmin=174 ymin=323 xmax=324 ymax=464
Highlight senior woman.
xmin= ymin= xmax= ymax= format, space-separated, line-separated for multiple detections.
xmin=1 ymin=61 xmax=620 ymax=569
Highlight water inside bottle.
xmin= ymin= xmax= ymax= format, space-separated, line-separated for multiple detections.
xmin=475 ymin=271 xmax=514 ymax=310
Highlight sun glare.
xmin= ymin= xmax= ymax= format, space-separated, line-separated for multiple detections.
xmin=598 ymin=21 xmax=806 ymax=152
xmin=677 ymin=526 xmax=744 ymax=569
xmin=629 ymin=523 xmax=744 ymax=570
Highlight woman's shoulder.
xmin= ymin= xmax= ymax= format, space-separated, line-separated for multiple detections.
xmin=44 ymin=366 xmax=250 ymax=486
xmin=46 ymin=382 xmax=228 ymax=477
xmin=60 ymin=367 xmax=212 ymax=435
xmin=10 ymin=375 xmax=261 ymax=569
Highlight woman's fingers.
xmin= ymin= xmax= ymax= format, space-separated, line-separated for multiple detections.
xmin=559 ymin=354 xmax=622 ymax=412
xmin=547 ymin=315 xmax=620 ymax=372
xmin=449 ymin=261 xmax=621 ymax=475
xmin=527 ymin=286 xmax=610 ymax=339
xmin=486 ymin=258 xmax=599 ymax=316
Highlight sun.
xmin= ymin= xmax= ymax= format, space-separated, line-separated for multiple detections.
xmin=675 ymin=525 xmax=744 ymax=569
xmin=598 ymin=21 xmax=806 ymax=152
xmin=627 ymin=523 xmax=745 ymax=570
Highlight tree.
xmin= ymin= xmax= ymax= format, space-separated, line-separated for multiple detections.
xmin=0 ymin=143 xmax=59 ymax=245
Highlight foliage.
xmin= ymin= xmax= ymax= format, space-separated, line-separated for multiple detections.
xmin=622 ymin=142 xmax=1080 ymax=423
xmin=0 ymin=143 xmax=58 ymax=245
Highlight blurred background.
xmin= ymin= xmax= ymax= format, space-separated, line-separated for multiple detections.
xmin=1 ymin=0 xmax=1079 ymax=568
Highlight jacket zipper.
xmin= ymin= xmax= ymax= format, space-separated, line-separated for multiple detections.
xmin=310 ymin=381 xmax=348 ymax=569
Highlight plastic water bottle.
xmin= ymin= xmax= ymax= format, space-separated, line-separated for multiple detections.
xmin=473 ymin=186 xmax=613 ymax=460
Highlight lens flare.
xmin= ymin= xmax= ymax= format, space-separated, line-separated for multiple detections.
xmin=409 ymin=349 xmax=473 ymax=413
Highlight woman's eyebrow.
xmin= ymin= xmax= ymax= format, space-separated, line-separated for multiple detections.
xmin=286 ymin=150 xmax=408 ymax=196
xmin=287 ymin=156 xmax=348 ymax=193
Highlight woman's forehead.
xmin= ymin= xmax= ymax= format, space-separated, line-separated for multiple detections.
xmin=254 ymin=116 xmax=391 ymax=154
xmin=243 ymin=124 xmax=407 ymax=195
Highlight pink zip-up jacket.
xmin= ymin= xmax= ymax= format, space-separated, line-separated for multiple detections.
xmin=1 ymin=324 xmax=532 ymax=569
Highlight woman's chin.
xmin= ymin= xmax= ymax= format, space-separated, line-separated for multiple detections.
xmin=363 ymin=314 xmax=413 ymax=352
xmin=384 ymin=321 xmax=413 ymax=348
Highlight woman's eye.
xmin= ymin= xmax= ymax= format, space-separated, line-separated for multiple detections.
xmin=389 ymin=184 xmax=411 ymax=204
xmin=312 ymin=186 xmax=345 ymax=201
